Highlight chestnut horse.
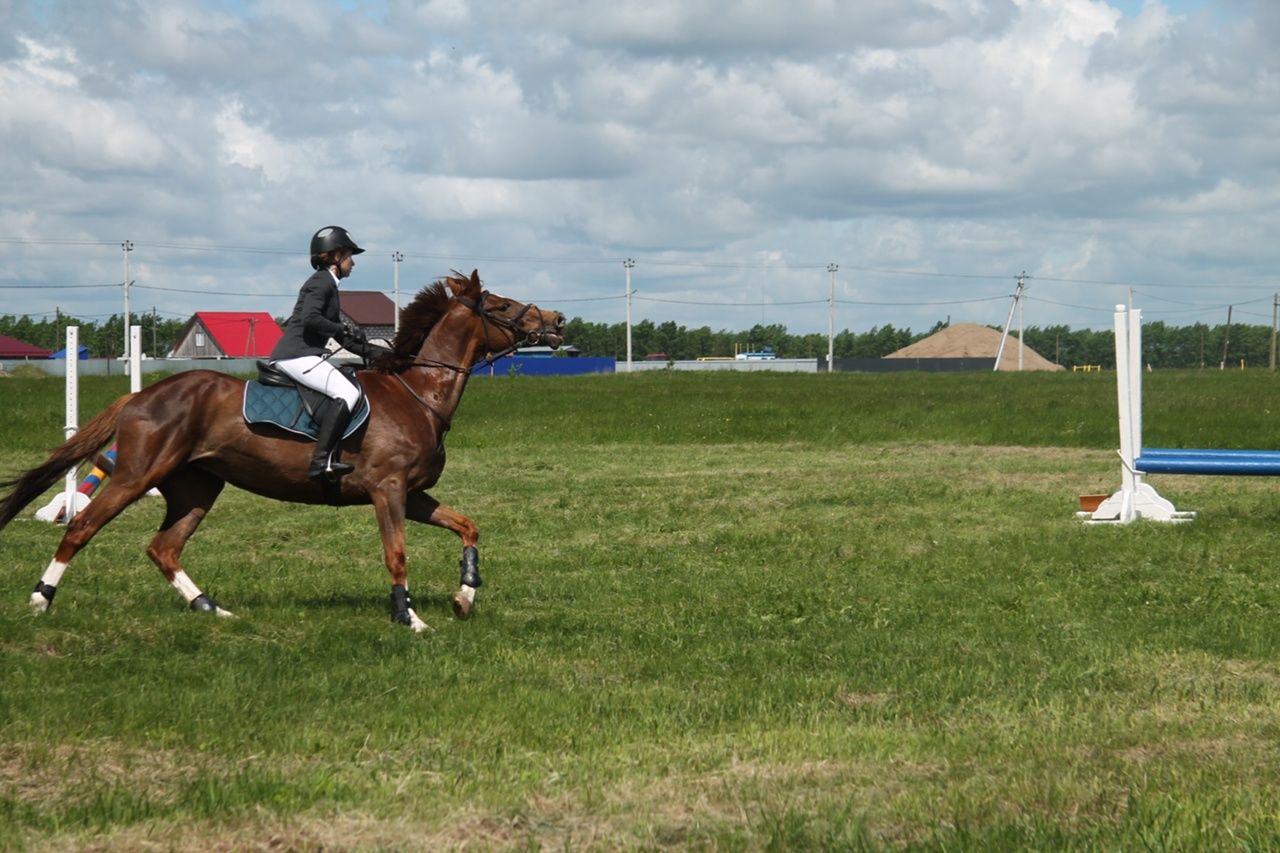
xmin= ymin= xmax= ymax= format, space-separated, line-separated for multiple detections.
xmin=0 ymin=270 xmax=564 ymax=632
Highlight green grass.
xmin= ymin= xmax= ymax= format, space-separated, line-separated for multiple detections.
xmin=4 ymin=369 xmax=1280 ymax=849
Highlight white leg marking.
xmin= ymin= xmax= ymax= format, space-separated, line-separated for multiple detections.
xmin=40 ymin=560 xmax=68 ymax=588
xmin=406 ymin=608 xmax=432 ymax=633
xmin=30 ymin=560 xmax=68 ymax=613
xmin=456 ymin=585 xmax=476 ymax=606
xmin=170 ymin=570 xmax=203 ymax=604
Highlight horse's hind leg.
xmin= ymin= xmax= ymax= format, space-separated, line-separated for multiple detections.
xmin=30 ymin=479 xmax=153 ymax=613
xmin=405 ymin=492 xmax=481 ymax=620
xmin=146 ymin=467 xmax=232 ymax=617
xmin=371 ymin=486 xmax=431 ymax=632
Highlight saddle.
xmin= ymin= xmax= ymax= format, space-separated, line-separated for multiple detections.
xmin=243 ymin=360 xmax=370 ymax=441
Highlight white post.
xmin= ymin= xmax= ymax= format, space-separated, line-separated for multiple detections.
xmin=826 ymin=263 xmax=838 ymax=373
xmin=1114 ymin=305 xmax=1140 ymax=496
xmin=62 ymin=326 xmax=79 ymax=520
xmin=1083 ymin=304 xmax=1189 ymax=524
xmin=624 ymin=258 xmax=635 ymax=373
xmin=392 ymin=251 xmax=403 ymax=334
xmin=129 ymin=325 xmax=142 ymax=393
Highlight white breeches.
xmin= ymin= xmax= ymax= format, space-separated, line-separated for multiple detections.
xmin=272 ymin=356 xmax=360 ymax=409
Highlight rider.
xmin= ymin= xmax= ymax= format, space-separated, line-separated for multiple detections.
xmin=270 ymin=225 xmax=378 ymax=482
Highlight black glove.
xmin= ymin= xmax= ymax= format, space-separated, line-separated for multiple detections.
xmin=341 ymin=322 xmax=368 ymax=349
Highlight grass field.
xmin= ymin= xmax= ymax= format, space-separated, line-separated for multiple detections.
xmin=4 ymin=368 xmax=1280 ymax=849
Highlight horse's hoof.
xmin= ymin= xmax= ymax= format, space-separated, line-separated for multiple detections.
xmin=393 ymin=607 xmax=432 ymax=633
xmin=190 ymin=594 xmax=220 ymax=614
xmin=30 ymin=582 xmax=56 ymax=614
xmin=452 ymin=585 xmax=476 ymax=620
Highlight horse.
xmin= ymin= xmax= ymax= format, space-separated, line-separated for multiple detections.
xmin=0 ymin=270 xmax=564 ymax=632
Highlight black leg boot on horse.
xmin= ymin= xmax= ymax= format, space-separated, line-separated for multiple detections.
xmin=309 ymin=398 xmax=354 ymax=482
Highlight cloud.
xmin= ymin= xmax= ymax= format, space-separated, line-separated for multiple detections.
xmin=0 ymin=0 xmax=1276 ymax=336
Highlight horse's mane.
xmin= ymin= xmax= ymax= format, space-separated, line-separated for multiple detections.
xmin=371 ymin=275 xmax=461 ymax=373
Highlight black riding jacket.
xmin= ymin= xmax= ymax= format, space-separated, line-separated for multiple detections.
xmin=271 ymin=269 xmax=348 ymax=359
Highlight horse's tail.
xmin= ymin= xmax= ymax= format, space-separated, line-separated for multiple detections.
xmin=0 ymin=393 xmax=135 ymax=531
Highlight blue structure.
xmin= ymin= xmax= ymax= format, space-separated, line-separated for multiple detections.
xmin=473 ymin=355 xmax=614 ymax=377
xmin=50 ymin=344 xmax=90 ymax=360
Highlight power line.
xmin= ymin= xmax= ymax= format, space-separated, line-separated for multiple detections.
xmin=836 ymin=294 xmax=1008 ymax=307
xmin=0 ymin=282 xmax=121 ymax=289
xmin=2 ymin=235 xmax=1274 ymax=291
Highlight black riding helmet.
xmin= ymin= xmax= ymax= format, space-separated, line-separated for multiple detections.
xmin=309 ymin=226 xmax=365 ymax=269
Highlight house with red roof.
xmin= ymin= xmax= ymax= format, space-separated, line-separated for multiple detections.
xmin=0 ymin=333 xmax=53 ymax=359
xmin=170 ymin=312 xmax=283 ymax=358
xmin=339 ymin=291 xmax=397 ymax=341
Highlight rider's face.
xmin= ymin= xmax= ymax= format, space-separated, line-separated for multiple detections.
xmin=334 ymin=251 xmax=354 ymax=279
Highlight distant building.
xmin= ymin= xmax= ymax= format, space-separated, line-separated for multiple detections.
xmin=170 ymin=312 xmax=283 ymax=358
xmin=518 ymin=345 xmax=581 ymax=358
xmin=0 ymin=333 xmax=52 ymax=359
xmin=339 ymin=291 xmax=397 ymax=341
xmin=887 ymin=324 xmax=1063 ymax=372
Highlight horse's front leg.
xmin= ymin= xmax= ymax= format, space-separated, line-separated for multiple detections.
xmin=406 ymin=491 xmax=481 ymax=620
xmin=371 ymin=487 xmax=430 ymax=633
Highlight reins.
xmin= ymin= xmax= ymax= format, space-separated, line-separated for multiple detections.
xmin=390 ymin=289 xmax=552 ymax=429
xmin=391 ymin=372 xmax=453 ymax=433
xmin=399 ymin=290 xmax=549 ymax=374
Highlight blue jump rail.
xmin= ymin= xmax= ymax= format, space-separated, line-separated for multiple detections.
xmin=1136 ymin=448 xmax=1280 ymax=476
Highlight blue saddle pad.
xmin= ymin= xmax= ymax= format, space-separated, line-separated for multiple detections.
xmin=242 ymin=382 xmax=370 ymax=441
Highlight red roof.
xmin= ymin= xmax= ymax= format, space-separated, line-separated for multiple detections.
xmin=340 ymin=291 xmax=396 ymax=325
xmin=0 ymin=333 xmax=53 ymax=359
xmin=194 ymin=312 xmax=283 ymax=357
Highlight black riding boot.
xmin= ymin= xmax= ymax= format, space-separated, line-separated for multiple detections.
xmin=308 ymin=399 xmax=354 ymax=482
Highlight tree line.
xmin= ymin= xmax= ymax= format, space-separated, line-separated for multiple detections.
xmin=565 ymin=317 xmax=1280 ymax=370
xmin=0 ymin=313 xmax=190 ymax=359
xmin=2 ymin=312 xmax=1277 ymax=370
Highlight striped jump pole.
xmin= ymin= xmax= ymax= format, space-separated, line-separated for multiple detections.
xmin=35 ymin=325 xmax=151 ymax=524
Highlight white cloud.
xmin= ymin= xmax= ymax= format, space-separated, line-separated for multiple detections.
xmin=0 ymin=0 xmax=1275 ymax=334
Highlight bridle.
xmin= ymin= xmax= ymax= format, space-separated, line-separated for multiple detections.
xmin=457 ymin=291 xmax=549 ymax=367
xmin=404 ymin=290 xmax=552 ymax=375
xmin=391 ymin=290 xmax=555 ymax=428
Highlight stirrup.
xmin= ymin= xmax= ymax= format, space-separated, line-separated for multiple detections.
xmin=309 ymin=459 xmax=353 ymax=482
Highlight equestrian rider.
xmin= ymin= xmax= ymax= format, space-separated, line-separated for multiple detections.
xmin=269 ymin=226 xmax=379 ymax=482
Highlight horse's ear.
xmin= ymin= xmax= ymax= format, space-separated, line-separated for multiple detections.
xmin=445 ymin=270 xmax=482 ymax=297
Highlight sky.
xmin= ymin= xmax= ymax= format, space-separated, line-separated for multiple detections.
xmin=1 ymin=0 xmax=1277 ymax=339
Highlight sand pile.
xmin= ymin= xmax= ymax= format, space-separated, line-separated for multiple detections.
xmin=887 ymin=323 xmax=1063 ymax=371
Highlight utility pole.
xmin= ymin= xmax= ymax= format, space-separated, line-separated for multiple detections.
xmin=1018 ymin=276 xmax=1025 ymax=371
xmin=1271 ymin=293 xmax=1277 ymax=371
xmin=624 ymin=258 xmax=635 ymax=373
xmin=826 ymin=263 xmax=838 ymax=373
xmin=994 ymin=271 xmax=1028 ymax=372
xmin=1220 ymin=305 xmax=1233 ymax=370
xmin=392 ymin=251 xmax=404 ymax=334
xmin=121 ymin=240 xmax=133 ymax=362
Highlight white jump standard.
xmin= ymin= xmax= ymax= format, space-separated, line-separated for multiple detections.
xmin=1084 ymin=304 xmax=1280 ymax=524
